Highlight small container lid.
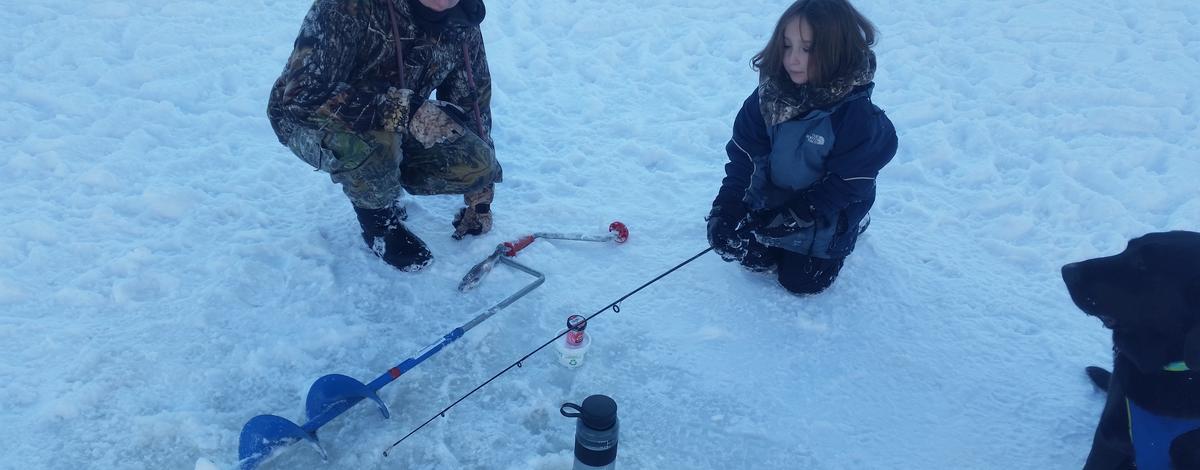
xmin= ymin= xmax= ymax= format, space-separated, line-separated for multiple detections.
xmin=564 ymin=315 xmax=589 ymax=348
xmin=561 ymin=394 xmax=617 ymax=431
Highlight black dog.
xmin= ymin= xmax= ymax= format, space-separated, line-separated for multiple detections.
xmin=1062 ymin=231 xmax=1200 ymax=470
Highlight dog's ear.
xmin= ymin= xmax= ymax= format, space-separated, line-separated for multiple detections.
xmin=1188 ymin=278 xmax=1200 ymax=370
xmin=1186 ymin=324 xmax=1200 ymax=371
xmin=1190 ymin=276 xmax=1200 ymax=311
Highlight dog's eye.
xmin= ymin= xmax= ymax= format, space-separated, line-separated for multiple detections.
xmin=1130 ymin=245 xmax=1156 ymax=273
xmin=1131 ymin=257 xmax=1149 ymax=272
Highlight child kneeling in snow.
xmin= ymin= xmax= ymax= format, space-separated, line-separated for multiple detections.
xmin=707 ymin=0 xmax=897 ymax=294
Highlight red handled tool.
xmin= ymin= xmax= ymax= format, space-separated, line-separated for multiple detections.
xmin=458 ymin=221 xmax=629 ymax=292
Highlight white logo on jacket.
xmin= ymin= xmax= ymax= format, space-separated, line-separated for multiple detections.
xmin=806 ymin=133 xmax=826 ymax=145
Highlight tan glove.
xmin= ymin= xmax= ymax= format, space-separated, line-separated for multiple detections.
xmin=379 ymin=87 xmax=420 ymax=133
xmin=452 ymin=184 xmax=494 ymax=239
xmin=408 ymin=99 xmax=470 ymax=149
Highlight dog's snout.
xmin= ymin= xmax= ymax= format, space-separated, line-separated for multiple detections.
xmin=1062 ymin=262 xmax=1082 ymax=286
xmin=1062 ymin=262 xmax=1103 ymax=319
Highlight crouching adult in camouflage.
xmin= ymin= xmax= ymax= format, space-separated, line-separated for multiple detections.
xmin=268 ymin=0 xmax=501 ymax=272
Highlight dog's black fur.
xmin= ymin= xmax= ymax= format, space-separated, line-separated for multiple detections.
xmin=1062 ymin=231 xmax=1200 ymax=470
xmin=1174 ymin=430 xmax=1200 ymax=468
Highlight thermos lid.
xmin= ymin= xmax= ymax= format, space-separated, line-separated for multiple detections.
xmin=560 ymin=394 xmax=617 ymax=431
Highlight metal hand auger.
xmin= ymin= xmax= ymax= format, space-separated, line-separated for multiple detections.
xmin=235 ymin=222 xmax=629 ymax=470
xmin=457 ymin=222 xmax=631 ymax=292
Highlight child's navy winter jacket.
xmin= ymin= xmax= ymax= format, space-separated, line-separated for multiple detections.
xmin=713 ymin=83 xmax=898 ymax=259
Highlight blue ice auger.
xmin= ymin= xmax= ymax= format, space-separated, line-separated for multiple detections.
xmin=236 ymin=256 xmax=543 ymax=469
xmin=236 ymin=222 xmax=628 ymax=469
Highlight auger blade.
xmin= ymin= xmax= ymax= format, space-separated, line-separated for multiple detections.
xmin=237 ymin=414 xmax=326 ymax=470
xmin=305 ymin=373 xmax=389 ymax=422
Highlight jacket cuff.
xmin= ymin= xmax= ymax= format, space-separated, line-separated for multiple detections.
xmin=710 ymin=202 xmax=747 ymax=220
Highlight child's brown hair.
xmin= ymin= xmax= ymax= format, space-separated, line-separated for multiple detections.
xmin=752 ymin=0 xmax=878 ymax=86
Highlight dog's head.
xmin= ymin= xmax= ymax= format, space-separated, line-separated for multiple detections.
xmin=1061 ymin=231 xmax=1200 ymax=373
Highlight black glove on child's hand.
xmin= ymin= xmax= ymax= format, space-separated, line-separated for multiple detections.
xmin=739 ymin=195 xmax=818 ymax=241
xmin=735 ymin=209 xmax=776 ymax=240
xmin=706 ymin=208 xmax=743 ymax=262
xmin=782 ymin=194 xmax=817 ymax=225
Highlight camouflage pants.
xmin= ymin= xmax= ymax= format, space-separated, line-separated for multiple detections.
xmin=285 ymin=100 xmax=500 ymax=209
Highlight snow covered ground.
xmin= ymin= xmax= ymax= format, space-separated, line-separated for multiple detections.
xmin=2 ymin=0 xmax=1198 ymax=468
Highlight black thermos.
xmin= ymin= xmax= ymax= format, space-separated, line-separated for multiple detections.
xmin=560 ymin=394 xmax=619 ymax=469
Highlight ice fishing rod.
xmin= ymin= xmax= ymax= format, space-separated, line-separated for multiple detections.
xmin=382 ymin=246 xmax=714 ymax=456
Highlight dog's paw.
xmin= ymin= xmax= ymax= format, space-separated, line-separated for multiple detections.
xmin=1085 ymin=366 xmax=1111 ymax=392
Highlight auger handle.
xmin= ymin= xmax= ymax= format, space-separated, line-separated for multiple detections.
xmin=503 ymin=235 xmax=537 ymax=257
xmin=502 ymin=222 xmax=627 ymax=258
xmin=608 ymin=221 xmax=629 ymax=243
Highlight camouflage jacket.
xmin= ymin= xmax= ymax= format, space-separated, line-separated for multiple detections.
xmin=267 ymin=0 xmax=491 ymax=146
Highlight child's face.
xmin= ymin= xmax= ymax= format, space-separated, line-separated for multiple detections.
xmin=782 ymin=17 xmax=814 ymax=85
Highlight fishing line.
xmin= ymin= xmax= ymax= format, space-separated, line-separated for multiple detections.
xmin=383 ymin=246 xmax=714 ymax=455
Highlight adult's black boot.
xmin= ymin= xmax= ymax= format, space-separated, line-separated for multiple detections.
xmin=354 ymin=205 xmax=432 ymax=272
